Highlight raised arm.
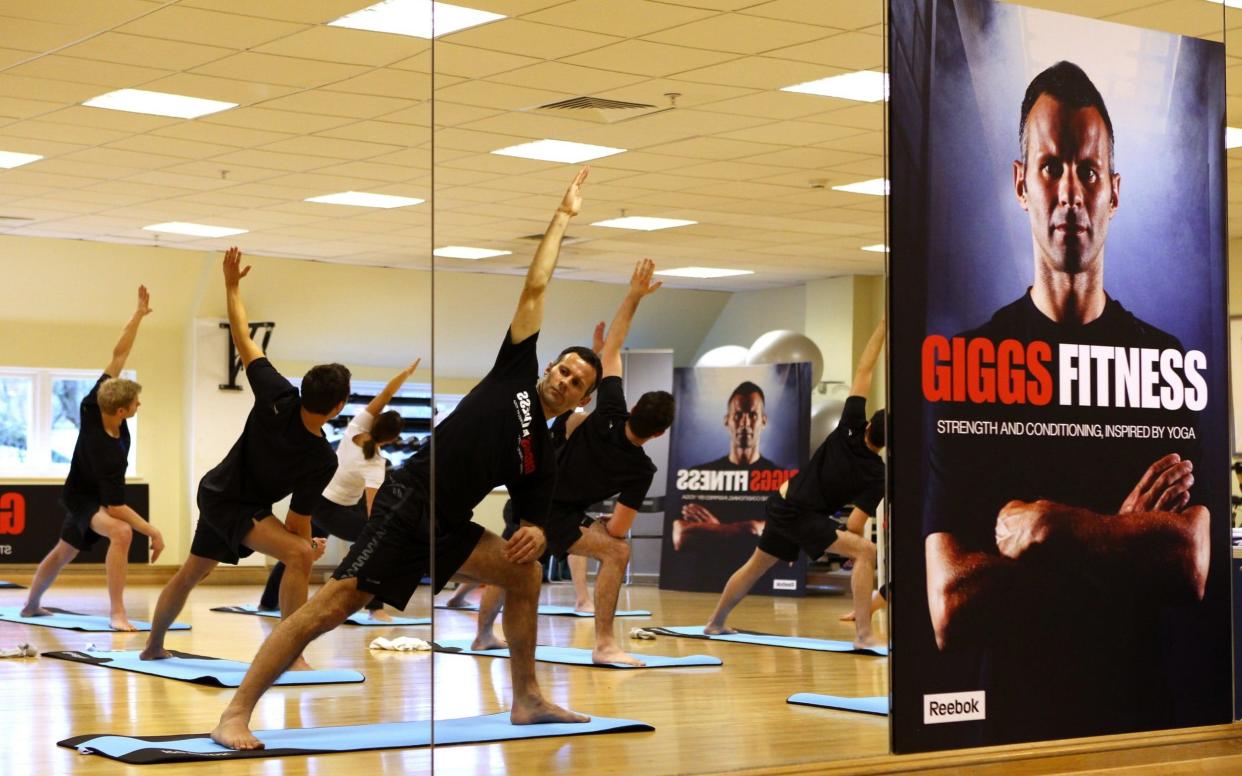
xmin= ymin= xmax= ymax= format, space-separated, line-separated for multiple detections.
xmin=598 ymin=258 xmax=662 ymax=378
xmin=223 ymin=247 xmax=264 ymax=368
xmin=104 ymin=285 xmax=152 ymax=377
xmin=510 ymin=167 xmax=588 ymax=344
xmin=365 ymin=359 xmax=421 ymax=417
xmin=850 ymin=318 xmax=886 ymax=397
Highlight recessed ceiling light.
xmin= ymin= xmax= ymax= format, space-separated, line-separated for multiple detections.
xmin=781 ymin=71 xmax=889 ymax=102
xmin=591 ymin=216 xmax=696 ymax=231
xmin=329 ymin=0 xmax=504 ymax=39
xmin=1227 ymin=127 xmax=1242 ymax=149
xmin=832 ymin=178 xmax=889 ymax=196
xmin=306 ymin=191 xmax=425 ymax=208
xmin=1206 ymin=0 xmax=1242 ymax=9
xmin=0 ymin=151 xmax=43 ymax=169
xmin=143 ymin=222 xmax=248 ymax=238
xmin=83 ymin=89 xmax=237 ymax=119
xmin=654 ymin=267 xmax=754 ymax=279
xmin=861 ymin=244 xmax=889 ymax=253
xmin=433 ymin=246 xmax=512 ymax=260
xmin=491 ymin=139 xmax=625 ymax=164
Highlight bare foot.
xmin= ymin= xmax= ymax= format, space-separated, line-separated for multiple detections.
xmin=211 ymin=715 xmax=264 ymax=751
xmin=472 ymin=633 xmax=508 ymax=651
xmin=839 ymin=611 xmax=856 ymax=622
xmin=592 ymin=646 xmax=644 ymax=666
xmin=510 ymin=695 xmax=590 ymax=725
xmin=444 ymin=595 xmax=470 ymax=608
xmin=19 ymin=606 xmax=52 ymax=618
xmin=110 ymin=615 xmax=138 ymax=632
xmin=139 ymin=646 xmax=172 ymax=661
xmin=367 ymin=609 xmax=393 ymax=622
xmin=703 ymin=623 xmax=737 ymax=635
xmin=853 ymin=636 xmax=886 ymax=651
xmin=574 ymin=601 xmax=595 ymax=615
xmin=288 ymin=655 xmax=314 ymax=671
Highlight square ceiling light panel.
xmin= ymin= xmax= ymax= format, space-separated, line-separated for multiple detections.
xmin=654 ymin=267 xmax=753 ymax=279
xmin=83 ymin=89 xmax=237 ymax=119
xmin=306 ymin=191 xmax=425 ymax=208
xmin=832 ymin=178 xmax=889 ymax=196
xmin=591 ymin=216 xmax=696 ymax=231
xmin=782 ymin=71 xmax=888 ymax=102
xmin=143 ymin=222 xmax=248 ymax=238
xmin=329 ymin=0 xmax=504 ymax=38
xmin=0 ymin=151 xmax=43 ymax=169
xmin=492 ymin=140 xmax=626 ymax=164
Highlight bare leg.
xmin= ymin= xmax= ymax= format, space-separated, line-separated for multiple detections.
xmin=213 ymin=578 xmax=372 ymax=750
xmin=22 ymin=540 xmax=80 ymax=617
xmin=141 ymin=554 xmax=217 ymax=659
xmin=241 ymin=517 xmax=317 ymax=669
xmin=568 ymin=554 xmax=593 ymax=613
xmin=704 ymin=548 xmax=780 ymax=634
xmin=366 ymin=600 xmax=392 ymax=621
xmin=472 ymin=584 xmax=508 ymax=650
xmin=839 ymin=588 xmax=887 ymax=622
xmin=457 ymin=530 xmax=588 ymax=724
xmin=446 ymin=582 xmax=480 ymax=607
xmin=90 ymin=511 xmax=136 ymax=631
xmin=824 ymin=531 xmax=883 ymax=649
xmin=567 ymin=524 xmax=639 ymax=665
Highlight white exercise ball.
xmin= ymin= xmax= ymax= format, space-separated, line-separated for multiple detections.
xmin=746 ymin=330 xmax=824 ymax=385
xmin=695 ymin=345 xmax=750 ymax=368
xmin=810 ymin=390 xmax=847 ymax=449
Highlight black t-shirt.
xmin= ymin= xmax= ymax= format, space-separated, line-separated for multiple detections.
xmin=550 ymin=376 xmax=656 ymax=512
xmin=924 ymin=291 xmax=1198 ymax=740
xmin=62 ymin=374 xmax=130 ymax=509
xmin=395 ymin=329 xmax=556 ymax=529
xmin=691 ymin=453 xmax=779 ymax=471
xmin=784 ymin=395 xmax=883 ymax=517
xmin=199 ymin=358 xmax=337 ymax=515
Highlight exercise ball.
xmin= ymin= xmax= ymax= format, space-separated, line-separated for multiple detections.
xmin=746 ymin=330 xmax=824 ymax=385
xmin=696 ymin=345 xmax=749 ymax=368
xmin=809 ymin=386 xmax=849 ymax=449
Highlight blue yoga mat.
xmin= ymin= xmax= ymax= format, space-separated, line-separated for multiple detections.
xmin=435 ymin=603 xmax=651 ymax=618
xmin=59 ymin=711 xmax=653 ymax=764
xmin=0 ymin=606 xmax=189 ymax=632
xmin=211 ymin=604 xmax=430 ymax=627
xmin=650 ymin=626 xmax=888 ymax=656
xmin=0 ymin=580 xmax=24 ymax=588
xmin=787 ymin=693 xmax=889 ymax=716
xmin=433 ymin=639 xmax=720 ymax=669
xmin=44 ymin=649 xmax=364 ymax=687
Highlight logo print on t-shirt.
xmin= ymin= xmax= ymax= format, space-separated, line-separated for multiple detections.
xmin=514 ymin=390 xmax=536 ymax=474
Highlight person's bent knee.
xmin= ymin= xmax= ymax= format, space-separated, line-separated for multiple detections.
xmin=508 ymin=561 xmax=543 ymax=597
xmin=606 ymin=538 xmax=630 ymax=566
xmin=109 ymin=522 xmax=134 ymax=546
xmin=284 ymin=542 xmax=315 ymax=573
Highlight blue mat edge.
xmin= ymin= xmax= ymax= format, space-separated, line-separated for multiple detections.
xmin=42 ymin=649 xmax=365 ymax=688
xmin=432 ymin=640 xmax=721 ymax=669
xmin=651 ymin=625 xmax=888 ymax=656
xmin=0 ymin=607 xmax=189 ymax=632
xmin=786 ymin=693 xmax=889 ymax=716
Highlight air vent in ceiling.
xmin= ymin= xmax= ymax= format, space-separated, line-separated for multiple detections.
xmin=527 ymin=93 xmax=678 ymax=124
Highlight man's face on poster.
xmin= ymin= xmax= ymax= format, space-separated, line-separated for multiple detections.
xmin=725 ymin=391 xmax=766 ymax=455
xmin=1014 ymin=93 xmax=1120 ymax=275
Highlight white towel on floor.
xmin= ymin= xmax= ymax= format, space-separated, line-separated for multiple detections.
xmin=368 ymin=636 xmax=431 ymax=652
xmin=0 ymin=643 xmax=35 ymax=658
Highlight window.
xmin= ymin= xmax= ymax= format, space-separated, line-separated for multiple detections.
xmin=0 ymin=368 xmax=137 ymax=477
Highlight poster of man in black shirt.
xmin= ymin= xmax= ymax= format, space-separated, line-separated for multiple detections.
xmin=889 ymin=0 xmax=1231 ymax=753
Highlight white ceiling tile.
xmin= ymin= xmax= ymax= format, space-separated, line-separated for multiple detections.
xmin=445 ymin=19 xmax=623 ymax=60
xmin=116 ymin=6 xmax=309 ymax=49
xmin=192 ymin=52 xmax=371 ymax=89
xmin=643 ymin=13 xmax=831 ymax=55
xmin=563 ymin=39 xmax=738 ymax=77
xmin=61 ymin=32 xmax=233 ymax=70
xmin=256 ymin=25 xmax=429 ymax=66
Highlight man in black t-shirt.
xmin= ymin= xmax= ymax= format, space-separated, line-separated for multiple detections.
xmin=142 ymin=248 xmax=347 ymax=666
xmin=213 ymin=169 xmax=600 ymax=751
xmin=471 ymin=258 xmax=673 ymax=666
xmin=703 ymin=320 xmax=886 ymax=648
xmin=21 ymin=286 xmax=163 ymax=632
xmin=922 ymin=62 xmax=1211 ymax=742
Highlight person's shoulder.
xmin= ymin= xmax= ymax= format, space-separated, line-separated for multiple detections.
xmin=957 ymin=295 xmax=1030 ymax=339
xmin=1104 ymin=297 xmax=1183 ymax=350
xmin=689 ymin=454 xmax=731 ymax=470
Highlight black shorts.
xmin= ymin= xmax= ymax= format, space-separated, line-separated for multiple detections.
xmin=59 ymin=496 xmax=103 ymax=552
xmin=190 ymin=488 xmax=272 ymax=565
xmin=332 ymin=480 xmax=484 ymax=608
xmin=757 ymin=494 xmax=846 ymax=563
xmin=544 ymin=505 xmax=594 ymax=557
xmin=311 ymin=495 xmax=368 ymax=542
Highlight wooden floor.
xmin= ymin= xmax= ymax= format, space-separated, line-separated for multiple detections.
xmin=2 ymin=576 xmax=1242 ymax=775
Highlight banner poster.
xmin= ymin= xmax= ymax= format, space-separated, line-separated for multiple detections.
xmin=659 ymin=363 xmax=810 ymax=594
xmin=0 ymin=484 xmax=150 ymax=563
xmin=888 ymin=0 xmax=1231 ymax=752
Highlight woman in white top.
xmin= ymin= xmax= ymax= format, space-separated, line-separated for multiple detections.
xmin=260 ymin=360 xmax=419 ymax=620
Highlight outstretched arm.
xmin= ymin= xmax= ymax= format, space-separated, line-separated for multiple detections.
xmin=850 ymin=318 xmax=886 ymax=397
xmin=104 ymin=285 xmax=152 ymax=377
xmin=365 ymin=359 xmax=421 ymax=417
xmin=510 ymin=167 xmax=588 ymax=344
xmin=223 ymin=247 xmax=264 ymax=368
xmin=598 ymin=258 xmax=662 ymax=379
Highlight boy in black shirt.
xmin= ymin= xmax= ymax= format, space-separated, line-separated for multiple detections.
xmin=704 ymin=320 xmax=887 ymax=648
xmin=212 ymin=168 xmax=600 ymax=751
xmin=21 ymin=286 xmax=163 ymax=631
xmin=142 ymin=248 xmax=346 ymax=666
xmin=472 ymin=258 xmax=672 ymax=666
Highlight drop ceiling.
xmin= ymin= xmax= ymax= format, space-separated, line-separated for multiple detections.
xmin=0 ymin=0 xmax=1238 ymax=290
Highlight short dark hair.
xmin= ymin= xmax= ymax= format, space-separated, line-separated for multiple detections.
xmin=1019 ymin=60 xmax=1115 ymax=172
xmin=728 ymin=381 xmax=765 ymax=406
xmin=867 ymin=409 xmax=886 ymax=449
xmin=555 ymin=346 xmax=603 ymax=395
xmin=629 ymin=390 xmax=675 ymax=439
xmin=301 ymin=363 xmax=351 ymax=414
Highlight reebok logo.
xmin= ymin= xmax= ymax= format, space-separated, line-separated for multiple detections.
xmin=772 ymin=579 xmax=797 ymax=591
xmin=923 ymin=691 xmax=985 ymax=724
